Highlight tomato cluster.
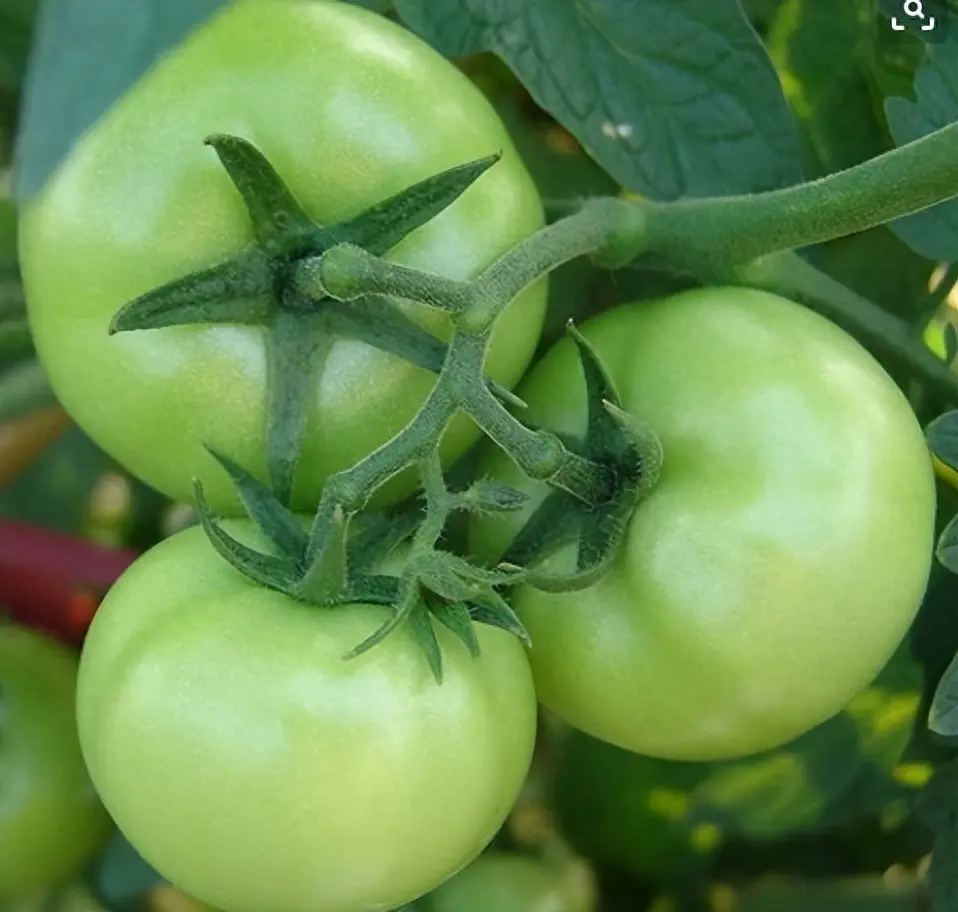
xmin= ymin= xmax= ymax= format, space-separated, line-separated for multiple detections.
xmin=12 ymin=1 xmax=937 ymax=910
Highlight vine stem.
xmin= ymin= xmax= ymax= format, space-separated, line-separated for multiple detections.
xmin=739 ymin=251 xmax=957 ymax=399
xmin=635 ymin=121 xmax=958 ymax=275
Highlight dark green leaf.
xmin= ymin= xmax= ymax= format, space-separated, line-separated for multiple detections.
xmin=946 ymin=321 xmax=958 ymax=363
xmin=929 ymin=824 xmax=958 ymax=912
xmin=936 ymin=512 xmax=958 ymax=574
xmin=915 ymin=757 xmax=958 ymax=829
xmin=88 ymin=831 xmax=164 ymax=908
xmin=885 ymin=23 xmax=958 ymax=262
xmin=205 ymin=134 xmax=318 ymax=256
xmin=203 ymin=446 xmax=307 ymax=556
xmin=928 ymin=410 xmax=958 ymax=470
xmin=766 ymin=0 xmax=885 ymax=175
xmin=394 ymin=0 xmax=802 ymax=199
xmin=15 ymin=0 xmax=227 ymax=203
xmin=931 ymin=649 xmax=958 ymax=736
xmin=109 ymin=250 xmax=275 ymax=334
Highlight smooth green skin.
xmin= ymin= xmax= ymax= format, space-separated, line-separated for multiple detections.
xmin=19 ymin=0 xmax=546 ymax=513
xmin=0 ymin=623 xmax=111 ymax=901
xmin=472 ymin=288 xmax=936 ymax=761
xmin=553 ymin=644 xmax=923 ymax=881
xmin=424 ymin=854 xmax=588 ymax=912
xmin=76 ymin=522 xmax=538 ymax=912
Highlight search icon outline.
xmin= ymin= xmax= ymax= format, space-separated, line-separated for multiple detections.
xmin=903 ymin=0 xmax=925 ymax=17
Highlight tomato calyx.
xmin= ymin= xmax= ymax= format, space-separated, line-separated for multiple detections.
xmin=108 ymin=134 xmax=504 ymax=505
xmin=192 ymin=447 xmax=530 ymax=682
xmin=499 ymin=325 xmax=662 ymax=593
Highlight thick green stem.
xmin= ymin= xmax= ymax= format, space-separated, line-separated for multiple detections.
xmin=462 ymin=201 xmax=631 ymax=331
xmin=740 ymin=251 xmax=958 ymax=399
xmin=638 ymin=122 xmax=958 ymax=275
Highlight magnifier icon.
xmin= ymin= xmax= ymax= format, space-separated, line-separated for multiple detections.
xmin=891 ymin=0 xmax=936 ymax=29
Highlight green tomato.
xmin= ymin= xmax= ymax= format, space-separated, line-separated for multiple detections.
xmin=19 ymin=0 xmax=546 ymax=512
xmin=423 ymin=853 xmax=592 ymax=912
xmin=472 ymin=288 xmax=935 ymax=761
xmin=0 ymin=622 xmax=111 ymax=900
xmin=76 ymin=522 xmax=538 ymax=912
xmin=552 ymin=642 xmax=923 ymax=881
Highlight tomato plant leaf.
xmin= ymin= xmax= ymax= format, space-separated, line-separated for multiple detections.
xmin=88 ymin=831 xmax=165 ymax=909
xmin=929 ymin=824 xmax=958 ymax=912
xmin=930 ymin=649 xmax=958 ymax=736
xmin=203 ymin=446 xmax=307 ymax=556
xmin=765 ymin=0 xmax=886 ymax=175
xmin=885 ymin=23 xmax=958 ymax=262
xmin=917 ymin=757 xmax=958 ymax=830
xmin=928 ymin=410 xmax=958 ymax=471
xmin=935 ymin=512 xmax=958 ymax=574
xmin=15 ymin=0 xmax=227 ymax=203
xmin=393 ymin=0 xmax=803 ymax=199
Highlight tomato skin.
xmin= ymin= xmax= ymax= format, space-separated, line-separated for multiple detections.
xmin=76 ymin=522 xmax=538 ymax=912
xmin=0 ymin=623 xmax=112 ymax=901
xmin=472 ymin=288 xmax=935 ymax=761
xmin=19 ymin=0 xmax=546 ymax=512
xmin=424 ymin=853 xmax=591 ymax=912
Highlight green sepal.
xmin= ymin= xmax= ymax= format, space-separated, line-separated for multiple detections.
xmin=204 ymin=134 xmax=317 ymax=257
xmin=293 ymin=503 xmax=350 ymax=604
xmin=506 ymin=325 xmax=661 ymax=593
xmin=458 ymin=479 xmax=529 ymax=514
xmin=502 ymin=489 xmax=582 ymax=569
xmin=333 ymin=155 xmax=500 ymax=256
xmin=341 ymin=573 xmax=402 ymax=606
xmin=429 ymin=598 xmax=481 ymax=659
xmin=343 ymin=571 xmax=421 ymax=660
xmin=265 ymin=309 xmax=329 ymax=505
xmin=193 ymin=480 xmax=303 ymax=591
xmin=466 ymin=586 xmax=531 ymax=646
xmin=203 ymin=446 xmax=307 ymax=556
xmin=346 ymin=504 xmax=422 ymax=572
xmin=109 ymin=249 xmax=275 ymax=333
xmin=409 ymin=601 xmax=445 ymax=684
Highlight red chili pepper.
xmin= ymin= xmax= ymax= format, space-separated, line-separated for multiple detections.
xmin=0 ymin=520 xmax=138 ymax=644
